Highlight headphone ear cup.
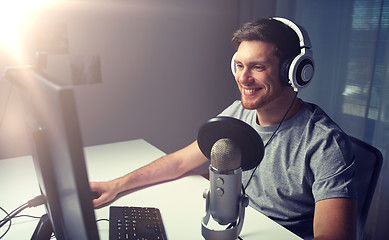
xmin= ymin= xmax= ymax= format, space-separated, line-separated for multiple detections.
xmin=231 ymin=52 xmax=237 ymax=77
xmin=280 ymin=59 xmax=292 ymax=86
xmin=295 ymin=57 xmax=314 ymax=87
xmin=289 ymin=52 xmax=314 ymax=91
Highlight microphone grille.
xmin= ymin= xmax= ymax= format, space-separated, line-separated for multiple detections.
xmin=210 ymin=138 xmax=241 ymax=171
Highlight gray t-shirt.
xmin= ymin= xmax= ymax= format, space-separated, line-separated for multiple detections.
xmin=219 ymin=100 xmax=356 ymax=239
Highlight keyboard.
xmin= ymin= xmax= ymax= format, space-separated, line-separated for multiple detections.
xmin=109 ymin=206 xmax=168 ymax=240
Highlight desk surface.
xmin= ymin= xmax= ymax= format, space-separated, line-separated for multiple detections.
xmin=0 ymin=139 xmax=301 ymax=240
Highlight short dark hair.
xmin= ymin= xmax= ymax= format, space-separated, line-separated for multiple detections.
xmin=231 ymin=18 xmax=301 ymax=64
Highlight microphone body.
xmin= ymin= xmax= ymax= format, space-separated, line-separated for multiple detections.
xmin=209 ymin=138 xmax=242 ymax=225
xmin=209 ymin=167 xmax=242 ymax=225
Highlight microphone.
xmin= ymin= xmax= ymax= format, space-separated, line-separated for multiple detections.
xmin=209 ymin=138 xmax=242 ymax=225
xmin=198 ymin=116 xmax=264 ymax=240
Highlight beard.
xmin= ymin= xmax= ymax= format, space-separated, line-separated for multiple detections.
xmin=238 ymin=86 xmax=264 ymax=110
xmin=241 ymin=97 xmax=261 ymax=110
xmin=240 ymin=93 xmax=269 ymax=110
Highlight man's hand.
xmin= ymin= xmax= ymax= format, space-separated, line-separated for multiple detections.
xmin=88 ymin=140 xmax=208 ymax=208
xmin=89 ymin=181 xmax=119 ymax=208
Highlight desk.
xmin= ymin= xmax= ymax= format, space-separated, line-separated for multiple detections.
xmin=0 ymin=139 xmax=302 ymax=240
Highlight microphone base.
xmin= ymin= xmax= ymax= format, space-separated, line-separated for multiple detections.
xmin=202 ymin=190 xmax=248 ymax=240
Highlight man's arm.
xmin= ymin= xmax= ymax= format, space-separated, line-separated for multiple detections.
xmin=313 ymin=198 xmax=357 ymax=240
xmin=90 ymin=140 xmax=208 ymax=207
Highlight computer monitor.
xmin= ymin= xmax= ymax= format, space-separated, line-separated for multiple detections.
xmin=6 ymin=67 xmax=100 ymax=240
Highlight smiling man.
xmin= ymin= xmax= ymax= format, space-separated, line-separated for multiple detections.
xmin=90 ymin=17 xmax=357 ymax=240
xmin=233 ymin=40 xmax=300 ymax=125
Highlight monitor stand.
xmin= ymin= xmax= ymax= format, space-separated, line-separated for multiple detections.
xmin=31 ymin=214 xmax=53 ymax=240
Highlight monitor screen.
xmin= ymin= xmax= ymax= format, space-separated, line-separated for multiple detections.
xmin=7 ymin=67 xmax=100 ymax=240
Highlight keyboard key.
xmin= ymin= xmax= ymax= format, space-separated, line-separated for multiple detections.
xmin=109 ymin=206 xmax=167 ymax=240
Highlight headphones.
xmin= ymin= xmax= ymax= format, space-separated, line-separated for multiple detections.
xmin=231 ymin=17 xmax=314 ymax=92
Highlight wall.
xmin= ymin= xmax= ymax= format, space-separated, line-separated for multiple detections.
xmin=0 ymin=0 xmax=241 ymax=159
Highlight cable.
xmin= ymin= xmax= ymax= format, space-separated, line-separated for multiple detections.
xmin=96 ymin=218 xmax=109 ymax=223
xmin=225 ymin=93 xmax=299 ymax=234
xmin=0 ymin=207 xmax=9 ymax=224
xmin=27 ymin=195 xmax=46 ymax=207
xmin=0 ymin=214 xmax=43 ymax=239
xmin=0 ymin=206 xmax=11 ymax=239
xmin=0 ymin=203 xmax=28 ymax=227
xmin=0 ymin=206 xmax=10 ymax=224
xmin=0 ymin=195 xmax=46 ymax=236
xmin=244 ymin=92 xmax=298 ymax=191
xmin=13 ymin=214 xmax=41 ymax=219
xmin=0 ymin=204 xmax=28 ymax=229
xmin=227 ymin=94 xmax=298 ymax=234
xmin=1 ymin=195 xmax=45 ymax=228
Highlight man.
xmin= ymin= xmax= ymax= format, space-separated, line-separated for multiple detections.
xmin=90 ymin=18 xmax=357 ymax=240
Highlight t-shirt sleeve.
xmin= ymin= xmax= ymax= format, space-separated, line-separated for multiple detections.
xmin=310 ymin=130 xmax=357 ymax=202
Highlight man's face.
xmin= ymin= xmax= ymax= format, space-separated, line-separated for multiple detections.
xmin=234 ymin=40 xmax=289 ymax=111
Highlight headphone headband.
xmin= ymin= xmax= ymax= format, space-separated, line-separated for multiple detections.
xmin=271 ymin=17 xmax=312 ymax=49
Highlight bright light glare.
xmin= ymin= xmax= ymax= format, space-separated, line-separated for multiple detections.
xmin=0 ymin=0 xmax=56 ymax=59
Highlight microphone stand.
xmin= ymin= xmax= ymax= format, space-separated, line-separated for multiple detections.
xmin=201 ymin=189 xmax=249 ymax=240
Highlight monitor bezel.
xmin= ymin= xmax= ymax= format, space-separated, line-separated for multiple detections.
xmin=8 ymin=67 xmax=100 ymax=240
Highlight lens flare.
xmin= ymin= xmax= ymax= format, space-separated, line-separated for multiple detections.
xmin=0 ymin=0 xmax=57 ymax=61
